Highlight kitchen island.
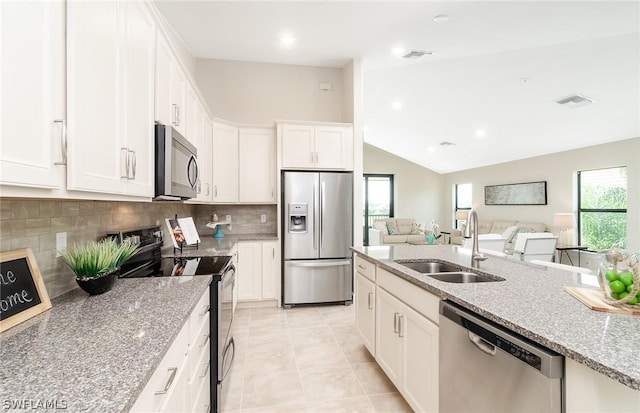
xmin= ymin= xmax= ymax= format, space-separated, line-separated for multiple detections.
xmin=352 ymin=244 xmax=640 ymax=410
xmin=0 ymin=275 xmax=211 ymax=412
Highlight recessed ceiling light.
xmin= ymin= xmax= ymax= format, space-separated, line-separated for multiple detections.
xmin=280 ymin=34 xmax=295 ymax=48
xmin=399 ymin=49 xmax=433 ymax=59
xmin=433 ymin=14 xmax=451 ymax=23
xmin=392 ymin=47 xmax=405 ymax=57
xmin=555 ymin=94 xmax=594 ymax=108
xmin=427 ymin=147 xmax=436 ymax=153
xmin=392 ymin=101 xmax=403 ymax=110
xmin=476 ymin=129 xmax=486 ymax=138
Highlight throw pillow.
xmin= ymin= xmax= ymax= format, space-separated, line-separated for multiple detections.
xmin=410 ymin=222 xmax=423 ymax=235
xmin=386 ymin=221 xmax=400 ymax=235
xmin=502 ymin=226 xmax=519 ymax=243
xmin=373 ymin=221 xmax=389 ymax=235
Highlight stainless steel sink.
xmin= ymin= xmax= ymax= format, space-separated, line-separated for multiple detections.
xmin=396 ymin=261 xmax=461 ymax=274
xmin=428 ymin=272 xmax=496 ymax=283
xmin=395 ymin=260 xmax=504 ymax=283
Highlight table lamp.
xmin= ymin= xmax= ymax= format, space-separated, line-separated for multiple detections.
xmin=553 ymin=213 xmax=576 ymax=246
xmin=455 ymin=210 xmax=469 ymax=233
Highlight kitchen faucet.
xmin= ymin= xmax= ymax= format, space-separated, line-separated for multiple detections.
xmin=464 ymin=209 xmax=487 ymax=268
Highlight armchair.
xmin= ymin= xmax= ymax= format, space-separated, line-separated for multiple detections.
xmin=512 ymin=233 xmax=558 ymax=262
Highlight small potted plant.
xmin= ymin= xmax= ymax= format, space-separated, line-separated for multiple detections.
xmin=60 ymin=238 xmax=137 ymax=295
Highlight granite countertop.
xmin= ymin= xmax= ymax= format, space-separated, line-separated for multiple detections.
xmin=0 ymin=276 xmax=211 ymax=412
xmin=352 ymin=244 xmax=640 ymax=391
xmin=162 ymin=234 xmax=278 ymax=257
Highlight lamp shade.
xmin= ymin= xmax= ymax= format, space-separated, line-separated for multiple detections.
xmin=455 ymin=210 xmax=469 ymax=220
xmin=553 ymin=213 xmax=576 ymax=229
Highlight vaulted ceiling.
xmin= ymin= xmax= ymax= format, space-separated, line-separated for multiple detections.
xmin=154 ymin=1 xmax=640 ymax=173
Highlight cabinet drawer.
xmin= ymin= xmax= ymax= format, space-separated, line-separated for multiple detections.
xmin=189 ymin=313 xmax=211 ymax=383
xmin=355 ymin=255 xmax=376 ymax=281
xmin=377 ymin=267 xmax=441 ymax=325
xmin=131 ymin=321 xmax=189 ymax=412
xmin=189 ymin=288 xmax=210 ymax=342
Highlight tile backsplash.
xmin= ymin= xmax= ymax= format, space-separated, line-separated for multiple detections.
xmin=0 ymin=199 xmax=277 ymax=298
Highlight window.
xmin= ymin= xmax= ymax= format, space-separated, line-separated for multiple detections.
xmin=455 ymin=183 xmax=472 ymax=230
xmin=578 ymin=167 xmax=627 ymax=250
xmin=363 ymin=174 xmax=394 ymax=245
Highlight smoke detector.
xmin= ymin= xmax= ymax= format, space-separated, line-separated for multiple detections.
xmin=555 ymin=94 xmax=594 ymax=108
xmin=400 ymin=49 xmax=433 ymax=59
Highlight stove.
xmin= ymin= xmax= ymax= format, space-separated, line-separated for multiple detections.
xmin=106 ymin=225 xmax=236 ymax=413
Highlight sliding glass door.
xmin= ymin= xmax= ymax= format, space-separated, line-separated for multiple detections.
xmin=363 ymin=174 xmax=394 ymax=245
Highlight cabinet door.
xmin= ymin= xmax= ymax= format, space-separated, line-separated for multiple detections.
xmin=375 ymin=287 xmax=403 ymax=385
xmin=261 ymin=241 xmax=279 ymax=301
xmin=315 ymin=126 xmax=354 ymax=170
xmin=184 ymin=83 xmax=200 ymax=146
xmin=239 ymin=128 xmax=275 ymax=203
xmin=194 ymin=113 xmax=213 ymax=203
xmin=120 ymin=0 xmax=154 ymax=197
xmin=355 ymin=272 xmax=376 ymax=354
xmin=211 ymin=122 xmax=239 ymax=203
xmin=401 ymin=303 xmax=439 ymax=413
xmin=154 ymin=31 xmax=173 ymax=126
xmin=0 ymin=0 xmax=65 ymax=189
xmin=171 ymin=63 xmax=187 ymax=136
xmin=236 ymin=242 xmax=262 ymax=301
xmin=67 ymin=0 xmax=127 ymax=194
xmin=280 ymin=124 xmax=315 ymax=168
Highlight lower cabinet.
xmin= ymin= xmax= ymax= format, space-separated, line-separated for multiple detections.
xmin=355 ymin=272 xmax=376 ymax=354
xmin=236 ymin=241 xmax=280 ymax=306
xmin=355 ymin=256 xmax=440 ymax=413
xmin=131 ymin=288 xmax=211 ymax=412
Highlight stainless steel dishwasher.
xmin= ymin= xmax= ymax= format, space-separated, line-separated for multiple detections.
xmin=439 ymin=301 xmax=565 ymax=413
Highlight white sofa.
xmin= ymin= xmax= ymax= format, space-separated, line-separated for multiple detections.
xmin=451 ymin=220 xmax=548 ymax=253
xmin=368 ymin=218 xmax=425 ymax=245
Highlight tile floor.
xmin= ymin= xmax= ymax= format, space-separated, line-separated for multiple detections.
xmin=223 ymin=304 xmax=413 ymax=412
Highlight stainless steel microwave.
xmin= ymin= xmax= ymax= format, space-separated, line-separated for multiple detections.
xmin=154 ymin=124 xmax=199 ymax=200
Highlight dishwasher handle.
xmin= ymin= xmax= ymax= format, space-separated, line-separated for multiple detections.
xmin=468 ymin=331 xmax=496 ymax=356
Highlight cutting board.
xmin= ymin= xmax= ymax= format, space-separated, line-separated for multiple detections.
xmin=565 ymin=286 xmax=640 ymax=315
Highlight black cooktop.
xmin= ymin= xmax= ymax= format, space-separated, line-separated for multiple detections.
xmin=159 ymin=255 xmax=232 ymax=277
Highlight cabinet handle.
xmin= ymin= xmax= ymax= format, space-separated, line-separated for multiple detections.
xmin=357 ymin=264 xmax=366 ymax=270
xmin=214 ymin=185 xmax=218 ymax=197
xmin=155 ymin=367 xmax=177 ymax=395
xmin=206 ymin=183 xmax=210 ymax=196
xmin=311 ymin=152 xmax=315 ymax=164
xmin=127 ymin=150 xmax=135 ymax=180
xmin=120 ymin=148 xmax=129 ymax=178
xmin=176 ymin=105 xmax=181 ymax=126
xmin=199 ymin=361 xmax=210 ymax=378
xmin=398 ymin=315 xmax=405 ymax=337
xmin=199 ymin=333 xmax=210 ymax=348
xmin=393 ymin=312 xmax=400 ymax=333
xmin=200 ymin=304 xmax=210 ymax=317
xmin=367 ymin=292 xmax=373 ymax=310
xmin=197 ymin=180 xmax=202 ymax=194
xmin=272 ymin=248 xmax=275 ymax=259
xmin=53 ymin=119 xmax=67 ymax=165
xmin=131 ymin=150 xmax=136 ymax=179
xmin=315 ymin=152 xmax=319 ymax=164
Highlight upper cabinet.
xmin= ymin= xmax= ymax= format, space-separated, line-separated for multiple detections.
xmin=211 ymin=121 xmax=239 ymax=203
xmin=239 ymin=128 xmax=276 ymax=203
xmin=211 ymin=122 xmax=276 ymax=204
xmin=279 ymin=122 xmax=354 ymax=170
xmin=155 ymin=30 xmax=187 ymax=138
xmin=0 ymin=0 xmax=66 ymax=189
xmin=66 ymin=0 xmax=155 ymax=196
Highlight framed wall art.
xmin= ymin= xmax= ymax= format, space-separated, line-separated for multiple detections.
xmin=484 ymin=181 xmax=547 ymax=205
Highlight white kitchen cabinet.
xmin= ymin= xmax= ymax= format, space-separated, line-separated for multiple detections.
xmin=355 ymin=272 xmax=376 ymax=355
xmin=194 ymin=113 xmax=213 ymax=203
xmin=376 ymin=287 xmax=404 ymax=385
xmin=261 ymin=241 xmax=280 ymax=301
xmin=237 ymin=241 xmax=281 ymax=305
xmin=154 ymin=30 xmax=186 ymax=137
xmin=236 ymin=242 xmax=263 ymax=301
xmin=211 ymin=121 xmax=239 ymax=203
xmin=184 ymin=83 xmax=200 ymax=146
xmin=239 ymin=128 xmax=276 ymax=203
xmin=280 ymin=123 xmax=354 ymax=170
xmin=0 ymin=0 xmax=65 ymax=189
xmin=132 ymin=288 xmax=211 ymax=413
xmin=66 ymin=0 xmax=155 ymax=197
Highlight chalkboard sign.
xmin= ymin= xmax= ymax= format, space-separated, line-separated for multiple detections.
xmin=0 ymin=248 xmax=51 ymax=333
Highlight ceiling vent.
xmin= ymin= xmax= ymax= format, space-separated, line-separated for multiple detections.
xmin=400 ymin=49 xmax=432 ymax=59
xmin=439 ymin=141 xmax=456 ymax=147
xmin=555 ymin=94 xmax=594 ymax=108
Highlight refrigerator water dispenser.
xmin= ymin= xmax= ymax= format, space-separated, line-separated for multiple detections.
xmin=288 ymin=203 xmax=308 ymax=233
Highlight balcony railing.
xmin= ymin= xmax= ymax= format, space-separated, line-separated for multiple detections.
xmin=364 ymin=214 xmax=390 ymax=229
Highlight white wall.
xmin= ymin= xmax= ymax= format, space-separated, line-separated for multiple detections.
xmin=364 ymin=143 xmax=444 ymax=229
xmin=195 ymin=59 xmax=345 ymax=125
xmin=442 ymin=137 xmax=640 ymax=251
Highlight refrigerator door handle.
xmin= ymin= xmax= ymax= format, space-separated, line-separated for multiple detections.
xmin=286 ymin=260 xmax=351 ymax=267
xmin=313 ymin=180 xmax=318 ymax=251
xmin=320 ymin=181 xmax=325 ymax=250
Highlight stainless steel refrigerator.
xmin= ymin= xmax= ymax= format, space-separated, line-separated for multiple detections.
xmin=282 ymin=171 xmax=353 ymax=307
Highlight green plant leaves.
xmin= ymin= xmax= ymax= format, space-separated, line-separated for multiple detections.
xmin=60 ymin=239 xmax=137 ymax=279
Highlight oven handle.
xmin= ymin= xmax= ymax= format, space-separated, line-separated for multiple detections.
xmin=220 ymin=337 xmax=235 ymax=382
